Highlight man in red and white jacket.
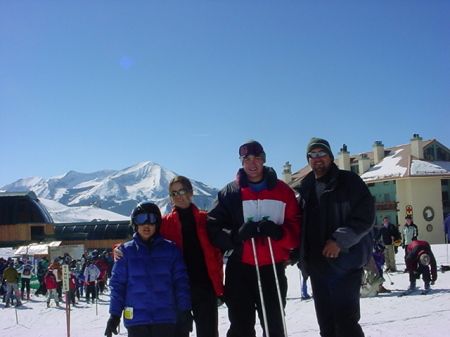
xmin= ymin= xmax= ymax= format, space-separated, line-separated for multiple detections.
xmin=207 ymin=140 xmax=301 ymax=337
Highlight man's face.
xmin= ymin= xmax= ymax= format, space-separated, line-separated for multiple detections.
xmin=242 ymin=154 xmax=264 ymax=183
xmin=406 ymin=218 xmax=412 ymax=225
xmin=383 ymin=218 xmax=390 ymax=227
xmin=308 ymin=147 xmax=332 ymax=178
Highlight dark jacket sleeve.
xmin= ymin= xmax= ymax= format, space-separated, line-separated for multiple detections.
xmin=207 ymin=182 xmax=243 ymax=251
xmin=331 ymin=171 xmax=375 ymax=250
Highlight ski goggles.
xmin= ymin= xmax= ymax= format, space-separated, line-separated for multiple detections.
xmin=239 ymin=142 xmax=264 ymax=158
xmin=307 ymin=151 xmax=328 ymax=159
xmin=134 ymin=212 xmax=158 ymax=225
xmin=169 ymin=189 xmax=189 ymax=197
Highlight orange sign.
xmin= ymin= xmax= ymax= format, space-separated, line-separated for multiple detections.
xmin=406 ymin=205 xmax=413 ymax=215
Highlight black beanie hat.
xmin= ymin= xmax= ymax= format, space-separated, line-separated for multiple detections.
xmin=306 ymin=137 xmax=334 ymax=160
xmin=239 ymin=140 xmax=266 ymax=164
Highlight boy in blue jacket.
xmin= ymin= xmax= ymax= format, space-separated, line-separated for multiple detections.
xmin=105 ymin=202 xmax=192 ymax=337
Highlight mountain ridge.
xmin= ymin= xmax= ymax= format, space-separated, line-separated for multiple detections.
xmin=1 ymin=161 xmax=219 ymax=218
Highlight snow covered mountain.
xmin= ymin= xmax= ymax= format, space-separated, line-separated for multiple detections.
xmin=1 ymin=161 xmax=219 ymax=217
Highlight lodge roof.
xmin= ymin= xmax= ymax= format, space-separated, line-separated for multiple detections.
xmin=290 ymin=138 xmax=450 ymax=186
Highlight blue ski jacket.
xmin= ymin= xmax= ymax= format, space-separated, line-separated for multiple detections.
xmin=109 ymin=232 xmax=191 ymax=327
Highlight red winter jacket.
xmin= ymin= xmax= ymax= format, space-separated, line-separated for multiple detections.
xmin=44 ymin=272 xmax=58 ymax=290
xmin=69 ymin=273 xmax=77 ymax=290
xmin=160 ymin=204 xmax=224 ymax=297
xmin=406 ymin=240 xmax=438 ymax=282
xmin=208 ymin=167 xmax=301 ymax=266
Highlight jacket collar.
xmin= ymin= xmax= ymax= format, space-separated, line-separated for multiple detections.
xmin=236 ymin=166 xmax=278 ymax=190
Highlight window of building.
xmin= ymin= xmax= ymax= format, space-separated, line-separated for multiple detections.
xmin=351 ymin=165 xmax=359 ymax=174
xmin=30 ymin=226 xmax=45 ymax=241
xmin=424 ymin=144 xmax=450 ymax=161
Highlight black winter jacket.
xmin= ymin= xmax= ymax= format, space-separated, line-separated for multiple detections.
xmin=295 ymin=163 xmax=375 ymax=271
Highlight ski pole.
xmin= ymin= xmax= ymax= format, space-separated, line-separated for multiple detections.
xmin=299 ymin=267 xmax=302 ymax=297
xmin=385 ymin=271 xmax=394 ymax=285
xmin=95 ymin=281 xmax=98 ymax=315
xmin=251 ymin=237 xmax=269 ymax=336
xmin=262 ymin=216 xmax=287 ymax=336
xmin=445 ymin=229 xmax=450 ymax=264
xmin=267 ymin=237 xmax=288 ymax=337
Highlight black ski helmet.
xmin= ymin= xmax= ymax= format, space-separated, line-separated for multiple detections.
xmin=131 ymin=202 xmax=162 ymax=233
xmin=374 ymin=242 xmax=385 ymax=253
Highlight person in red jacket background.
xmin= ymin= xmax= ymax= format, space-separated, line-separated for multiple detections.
xmin=44 ymin=268 xmax=59 ymax=308
xmin=405 ymin=240 xmax=437 ymax=291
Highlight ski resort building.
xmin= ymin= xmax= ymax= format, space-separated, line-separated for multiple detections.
xmin=0 ymin=191 xmax=131 ymax=252
xmin=283 ymin=134 xmax=450 ymax=245
xmin=0 ymin=191 xmax=55 ymax=247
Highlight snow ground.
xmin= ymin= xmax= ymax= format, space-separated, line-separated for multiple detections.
xmin=1 ymin=244 xmax=450 ymax=337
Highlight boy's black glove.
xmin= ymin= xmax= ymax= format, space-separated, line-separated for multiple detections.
xmin=259 ymin=219 xmax=284 ymax=241
xmin=237 ymin=221 xmax=260 ymax=242
xmin=104 ymin=315 xmax=120 ymax=337
xmin=177 ymin=311 xmax=194 ymax=334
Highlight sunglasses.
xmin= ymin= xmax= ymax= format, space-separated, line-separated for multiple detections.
xmin=134 ymin=213 xmax=158 ymax=225
xmin=239 ymin=142 xmax=263 ymax=157
xmin=169 ymin=189 xmax=189 ymax=197
xmin=308 ymin=151 xmax=328 ymax=159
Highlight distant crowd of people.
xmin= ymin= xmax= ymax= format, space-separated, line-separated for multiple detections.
xmin=1 ymin=249 xmax=113 ymax=308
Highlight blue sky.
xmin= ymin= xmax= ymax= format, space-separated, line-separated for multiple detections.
xmin=1 ymin=1 xmax=449 ymax=191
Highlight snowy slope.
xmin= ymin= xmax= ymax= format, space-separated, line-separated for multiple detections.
xmin=39 ymin=198 xmax=128 ymax=223
xmin=1 ymin=245 xmax=450 ymax=337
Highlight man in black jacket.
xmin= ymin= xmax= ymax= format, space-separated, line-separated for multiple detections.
xmin=295 ymin=137 xmax=375 ymax=337
xmin=375 ymin=216 xmax=401 ymax=272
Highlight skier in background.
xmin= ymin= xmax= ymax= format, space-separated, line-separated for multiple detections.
xmin=3 ymin=261 xmax=22 ymax=307
xmin=402 ymin=215 xmax=419 ymax=263
xmin=17 ymin=260 xmax=34 ymax=300
xmin=405 ymin=240 xmax=437 ymax=292
xmin=44 ymin=268 xmax=59 ymax=308
xmin=84 ymin=260 xmax=100 ymax=304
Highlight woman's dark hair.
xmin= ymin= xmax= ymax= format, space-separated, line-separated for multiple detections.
xmin=168 ymin=176 xmax=193 ymax=193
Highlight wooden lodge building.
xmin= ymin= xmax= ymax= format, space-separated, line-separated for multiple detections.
xmin=0 ymin=191 xmax=131 ymax=253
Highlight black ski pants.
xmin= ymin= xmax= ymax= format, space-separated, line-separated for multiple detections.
xmin=175 ymin=282 xmax=219 ymax=337
xmin=408 ymin=264 xmax=431 ymax=285
xmin=225 ymin=258 xmax=287 ymax=337
xmin=127 ymin=323 xmax=175 ymax=337
xmin=309 ymin=264 xmax=364 ymax=337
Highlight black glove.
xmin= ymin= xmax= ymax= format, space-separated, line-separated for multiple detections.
xmin=177 ymin=311 xmax=193 ymax=334
xmin=259 ymin=219 xmax=284 ymax=241
xmin=237 ymin=221 xmax=260 ymax=242
xmin=104 ymin=315 xmax=120 ymax=337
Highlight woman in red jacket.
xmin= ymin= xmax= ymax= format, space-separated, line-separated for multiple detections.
xmin=160 ymin=176 xmax=223 ymax=337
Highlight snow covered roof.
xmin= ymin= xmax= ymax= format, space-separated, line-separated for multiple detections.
xmin=290 ymin=138 xmax=450 ymax=185
xmin=14 ymin=241 xmax=62 ymax=256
